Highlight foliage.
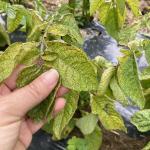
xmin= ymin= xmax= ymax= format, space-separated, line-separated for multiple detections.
xmin=90 ymin=0 xmax=141 ymax=39
xmin=0 ymin=0 xmax=150 ymax=150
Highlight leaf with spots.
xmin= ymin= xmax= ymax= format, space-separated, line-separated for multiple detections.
xmin=91 ymin=94 xmax=126 ymax=131
xmin=53 ymin=90 xmax=79 ymax=140
xmin=43 ymin=41 xmax=98 ymax=91
xmin=0 ymin=42 xmax=39 ymax=83
xmin=117 ymin=52 xmax=145 ymax=108
xmin=131 ymin=109 xmax=150 ymax=132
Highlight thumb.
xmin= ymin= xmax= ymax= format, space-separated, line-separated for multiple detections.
xmin=5 ymin=69 xmax=59 ymax=116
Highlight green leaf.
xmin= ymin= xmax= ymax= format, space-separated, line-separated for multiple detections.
xmin=85 ymin=126 xmax=102 ymax=150
xmin=7 ymin=6 xmax=24 ymax=33
xmin=97 ymin=66 xmax=115 ymax=96
xmin=76 ymin=114 xmax=98 ymax=135
xmin=98 ymin=0 xmax=126 ymax=39
xmin=34 ymin=0 xmax=47 ymax=18
xmin=126 ymin=0 xmax=141 ymax=16
xmin=142 ymin=141 xmax=150 ymax=150
xmin=91 ymin=95 xmax=126 ymax=131
xmin=49 ymin=7 xmax=83 ymax=46
xmin=43 ymin=41 xmax=98 ymax=91
xmin=67 ymin=126 xmax=102 ymax=150
xmin=0 ymin=42 xmax=39 ymax=83
xmin=0 ymin=1 xmax=10 ymax=12
xmin=53 ymin=90 xmax=79 ymax=140
xmin=110 ymin=76 xmax=129 ymax=105
xmin=142 ymin=40 xmax=150 ymax=65
xmin=117 ymin=52 xmax=145 ymax=108
xmin=0 ymin=23 xmax=10 ymax=47
xmin=67 ymin=137 xmax=87 ymax=150
xmin=131 ymin=109 xmax=150 ymax=132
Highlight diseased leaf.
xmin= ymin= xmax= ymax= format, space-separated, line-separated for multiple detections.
xmin=7 ymin=6 xmax=23 ymax=33
xmin=49 ymin=7 xmax=83 ymax=46
xmin=53 ymin=90 xmax=79 ymax=140
xmin=142 ymin=40 xmax=150 ymax=65
xmin=131 ymin=109 xmax=150 ymax=132
xmin=110 ymin=76 xmax=129 ymax=105
xmin=0 ymin=42 xmax=39 ymax=83
xmin=43 ymin=41 xmax=98 ymax=91
xmin=97 ymin=66 xmax=115 ymax=96
xmin=117 ymin=52 xmax=145 ymax=108
xmin=76 ymin=114 xmax=98 ymax=135
xmin=91 ymin=95 xmax=126 ymax=131
xmin=17 ymin=65 xmax=42 ymax=88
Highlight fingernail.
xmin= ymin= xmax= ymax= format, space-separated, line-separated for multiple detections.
xmin=41 ymin=69 xmax=59 ymax=86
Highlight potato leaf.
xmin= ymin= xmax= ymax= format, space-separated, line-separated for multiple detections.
xmin=142 ymin=141 xmax=150 ymax=150
xmin=110 ymin=76 xmax=129 ymax=105
xmin=97 ymin=66 xmax=115 ymax=96
xmin=117 ymin=52 xmax=145 ymax=108
xmin=43 ymin=41 xmax=98 ymax=91
xmin=91 ymin=94 xmax=126 ymax=131
xmin=76 ymin=114 xmax=98 ymax=135
xmin=131 ymin=109 xmax=150 ymax=132
xmin=0 ymin=42 xmax=39 ymax=83
xmin=67 ymin=126 xmax=102 ymax=150
xmin=142 ymin=40 xmax=150 ymax=65
xmin=0 ymin=23 xmax=10 ymax=47
xmin=53 ymin=90 xmax=79 ymax=140
xmin=98 ymin=0 xmax=126 ymax=39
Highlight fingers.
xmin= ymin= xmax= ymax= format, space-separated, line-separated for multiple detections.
xmin=4 ymin=65 xmax=25 ymax=90
xmin=4 ymin=69 xmax=59 ymax=116
xmin=56 ymin=86 xmax=69 ymax=98
xmin=52 ymin=97 xmax=66 ymax=117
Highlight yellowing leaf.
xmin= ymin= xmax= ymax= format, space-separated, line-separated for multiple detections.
xmin=131 ymin=109 xmax=150 ymax=132
xmin=110 ymin=76 xmax=129 ymax=105
xmin=91 ymin=95 xmax=126 ymax=131
xmin=53 ymin=90 xmax=79 ymax=140
xmin=117 ymin=53 xmax=145 ymax=108
xmin=142 ymin=40 xmax=150 ymax=65
xmin=97 ymin=66 xmax=115 ymax=96
xmin=43 ymin=41 xmax=98 ymax=91
xmin=0 ymin=42 xmax=39 ymax=83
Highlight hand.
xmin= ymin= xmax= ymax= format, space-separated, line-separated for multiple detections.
xmin=0 ymin=65 xmax=68 ymax=150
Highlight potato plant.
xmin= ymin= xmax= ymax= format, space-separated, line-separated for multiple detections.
xmin=0 ymin=0 xmax=150 ymax=149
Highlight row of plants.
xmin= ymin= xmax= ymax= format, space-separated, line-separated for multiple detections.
xmin=0 ymin=0 xmax=150 ymax=149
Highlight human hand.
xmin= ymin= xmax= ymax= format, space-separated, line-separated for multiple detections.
xmin=0 ymin=65 xmax=68 ymax=150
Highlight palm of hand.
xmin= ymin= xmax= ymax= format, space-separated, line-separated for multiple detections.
xmin=0 ymin=66 xmax=67 ymax=150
